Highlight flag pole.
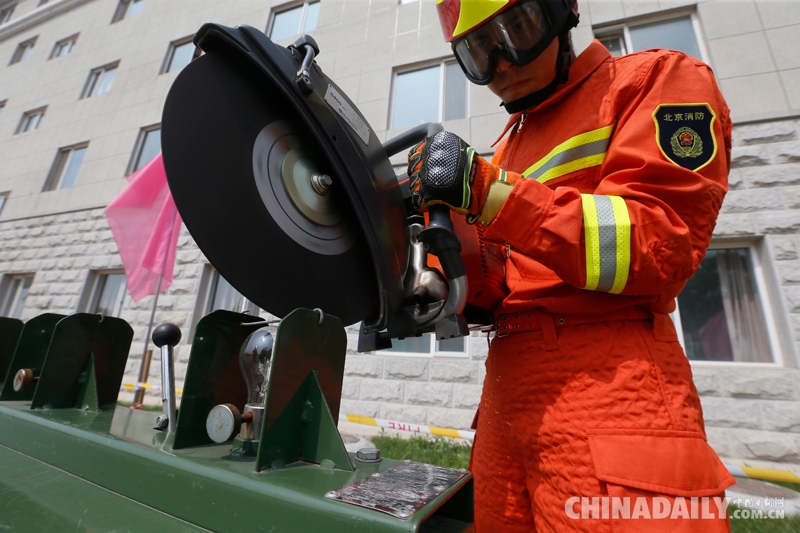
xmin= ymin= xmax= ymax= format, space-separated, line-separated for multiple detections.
xmin=133 ymin=275 xmax=162 ymax=406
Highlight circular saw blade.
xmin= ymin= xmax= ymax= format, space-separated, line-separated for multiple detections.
xmin=161 ymin=51 xmax=378 ymax=325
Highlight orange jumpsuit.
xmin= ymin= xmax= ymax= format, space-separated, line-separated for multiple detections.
xmin=471 ymin=41 xmax=735 ymax=532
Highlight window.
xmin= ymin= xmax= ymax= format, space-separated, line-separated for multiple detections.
xmin=111 ymin=0 xmax=143 ymax=23
xmin=673 ymin=246 xmax=775 ymax=363
xmin=42 ymin=143 xmax=88 ymax=191
xmin=268 ymin=1 xmax=320 ymax=41
xmin=391 ymin=61 xmax=468 ymax=129
xmin=0 ymin=3 xmax=15 ymax=24
xmin=0 ymin=100 xmax=6 ymax=120
xmin=161 ymin=37 xmax=198 ymax=74
xmin=81 ymin=62 xmax=118 ymax=98
xmin=50 ymin=34 xmax=78 ymax=59
xmin=16 ymin=106 xmax=46 ymax=134
xmin=1 ymin=275 xmax=33 ymax=319
xmin=129 ymin=126 xmax=161 ymax=173
xmin=204 ymin=269 xmax=258 ymax=315
xmin=380 ymin=334 xmax=467 ymax=357
xmin=595 ymin=14 xmax=704 ymax=61
xmin=84 ymin=273 xmax=127 ymax=317
xmin=9 ymin=36 xmax=36 ymax=65
xmin=0 ymin=193 xmax=7 ymax=216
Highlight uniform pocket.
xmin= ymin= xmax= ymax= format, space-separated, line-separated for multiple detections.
xmin=586 ymin=429 xmax=735 ymax=532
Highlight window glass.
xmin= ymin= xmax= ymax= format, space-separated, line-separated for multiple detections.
xmin=59 ymin=146 xmax=87 ymax=189
xmin=444 ymin=61 xmax=467 ymax=121
xmin=53 ymin=39 xmax=74 ymax=58
xmin=303 ymin=1 xmax=320 ymax=32
xmin=2 ymin=276 xmax=32 ymax=319
xmin=385 ymin=335 xmax=432 ymax=354
xmin=270 ymin=6 xmax=303 ymax=41
xmin=629 ymin=16 xmax=700 ymax=59
xmin=20 ymin=112 xmax=41 ymax=132
xmin=134 ymin=128 xmax=161 ymax=171
xmin=437 ymin=337 xmax=465 ymax=353
xmin=10 ymin=39 xmax=35 ymax=64
xmin=90 ymin=273 xmax=127 ymax=317
xmin=0 ymin=194 xmax=7 ymax=216
xmin=598 ymin=34 xmax=626 ymax=56
xmin=0 ymin=5 xmax=15 ymax=24
xmin=167 ymin=42 xmax=195 ymax=73
xmin=392 ymin=66 xmax=440 ymax=129
xmin=677 ymin=248 xmax=771 ymax=363
xmin=94 ymin=67 xmax=117 ymax=95
xmin=127 ymin=0 xmax=143 ymax=18
xmin=206 ymin=272 xmax=254 ymax=314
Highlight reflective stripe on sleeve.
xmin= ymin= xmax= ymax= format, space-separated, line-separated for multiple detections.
xmin=523 ymin=125 xmax=614 ymax=183
xmin=581 ymin=194 xmax=631 ymax=293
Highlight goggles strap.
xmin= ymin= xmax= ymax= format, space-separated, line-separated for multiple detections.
xmin=501 ymin=11 xmax=579 ymax=114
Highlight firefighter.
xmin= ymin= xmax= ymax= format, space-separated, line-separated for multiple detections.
xmin=408 ymin=0 xmax=735 ymax=531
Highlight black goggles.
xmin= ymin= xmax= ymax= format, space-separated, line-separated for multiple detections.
xmin=452 ymin=0 xmax=554 ymax=85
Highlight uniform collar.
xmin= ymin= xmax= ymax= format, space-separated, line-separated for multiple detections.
xmin=492 ymin=41 xmax=612 ymax=146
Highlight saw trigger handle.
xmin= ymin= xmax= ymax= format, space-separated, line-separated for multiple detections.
xmin=289 ymin=35 xmax=319 ymax=96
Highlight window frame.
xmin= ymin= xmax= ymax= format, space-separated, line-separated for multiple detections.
xmin=9 ymin=36 xmax=37 ymax=65
xmin=0 ymin=274 xmax=33 ymax=319
xmin=389 ymin=58 xmax=469 ymax=130
xmin=190 ymin=265 xmax=260 ymax=338
xmin=42 ymin=142 xmax=89 ymax=192
xmin=80 ymin=271 xmax=127 ymax=317
xmin=15 ymin=106 xmax=46 ymax=134
xmin=80 ymin=61 xmax=119 ymax=99
xmin=49 ymin=33 xmax=78 ymax=59
xmin=267 ymin=0 xmax=320 ymax=41
xmin=127 ymin=124 xmax=161 ymax=174
xmin=593 ymin=10 xmax=710 ymax=64
xmin=160 ymin=36 xmax=199 ymax=74
xmin=376 ymin=333 xmax=470 ymax=359
xmin=111 ymin=0 xmax=143 ymax=23
xmin=0 ymin=3 xmax=15 ymax=25
xmin=674 ymin=239 xmax=784 ymax=368
xmin=0 ymin=192 xmax=8 ymax=216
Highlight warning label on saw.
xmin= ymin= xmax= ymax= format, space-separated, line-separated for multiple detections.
xmin=325 ymin=85 xmax=370 ymax=145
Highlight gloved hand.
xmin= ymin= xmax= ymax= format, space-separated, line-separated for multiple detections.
xmin=407 ymin=131 xmax=522 ymax=224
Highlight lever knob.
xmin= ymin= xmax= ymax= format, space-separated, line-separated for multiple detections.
xmin=152 ymin=323 xmax=182 ymax=348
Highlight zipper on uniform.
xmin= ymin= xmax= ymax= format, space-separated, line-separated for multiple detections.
xmin=505 ymin=242 xmax=512 ymax=258
xmin=516 ymin=112 xmax=527 ymax=133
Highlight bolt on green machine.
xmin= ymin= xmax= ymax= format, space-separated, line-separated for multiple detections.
xmin=0 ymin=22 xmax=477 ymax=533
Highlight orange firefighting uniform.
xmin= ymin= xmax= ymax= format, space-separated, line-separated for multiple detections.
xmin=470 ymin=41 xmax=735 ymax=532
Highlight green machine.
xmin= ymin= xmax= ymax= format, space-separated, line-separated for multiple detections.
xmin=0 ymin=309 xmax=473 ymax=532
xmin=0 ymin=22 xmax=477 ymax=533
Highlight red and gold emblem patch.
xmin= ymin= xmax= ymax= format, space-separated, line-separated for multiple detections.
xmin=652 ymin=104 xmax=717 ymax=172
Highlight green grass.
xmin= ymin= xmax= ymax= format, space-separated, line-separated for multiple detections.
xmin=370 ymin=432 xmax=800 ymax=532
xmin=371 ymin=432 xmax=472 ymax=470
xmin=730 ymin=510 xmax=800 ymax=533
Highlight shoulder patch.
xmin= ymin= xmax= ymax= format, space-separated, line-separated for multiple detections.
xmin=652 ymin=104 xmax=717 ymax=172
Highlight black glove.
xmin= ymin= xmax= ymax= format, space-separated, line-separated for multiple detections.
xmin=407 ymin=131 xmax=477 ymax=214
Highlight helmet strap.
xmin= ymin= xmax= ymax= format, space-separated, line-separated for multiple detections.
xmin=501 ymin=10 xmax=580 ymax=115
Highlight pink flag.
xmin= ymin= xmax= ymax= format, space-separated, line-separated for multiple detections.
xmin=105 ymin=153 xmax=182 ymax=302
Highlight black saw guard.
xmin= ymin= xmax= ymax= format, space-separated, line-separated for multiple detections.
xmin=161 ymin=24 xmax=409 ymax=328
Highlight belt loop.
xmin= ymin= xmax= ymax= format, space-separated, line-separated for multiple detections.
xmin=539 ymin=312 xmax=558 ymax=351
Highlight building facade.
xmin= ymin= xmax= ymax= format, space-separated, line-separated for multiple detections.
xmin=0 ymin=0 xmax=799 ymax=470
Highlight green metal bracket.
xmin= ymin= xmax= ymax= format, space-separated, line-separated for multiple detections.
xmin=255 ymin=308 xmax=351 ymax=472
xmin=0 ymin=317 xmax=23 ymax=384
xmin=75 ymin=352 xmax=101 ymax=411
xmin=31 ymin=314 xmax=133 ymax=410
xmin=0 ymin=313 xmax=64 ymax=402
xmin=258 ymin=370 xmax=352 ymax=471
xmin=172 ymin=310 xmax=265 ymax=449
